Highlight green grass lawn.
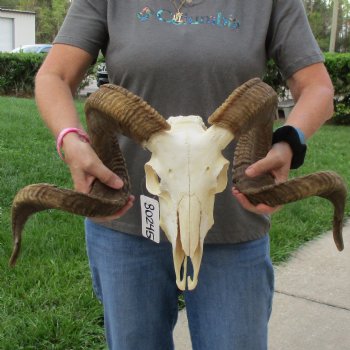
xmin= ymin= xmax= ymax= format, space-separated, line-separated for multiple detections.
xmin=0 ymin=96 xmax=349 ymax=349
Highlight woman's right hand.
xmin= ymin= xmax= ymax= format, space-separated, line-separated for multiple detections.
xmin=34 ymin=44 xmax=135 ymax=220
xmin=61 ymin=132 xmax=135 ymax=221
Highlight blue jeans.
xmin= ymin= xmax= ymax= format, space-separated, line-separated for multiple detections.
xmin=85 ymin=219 xmax=274 ymax=350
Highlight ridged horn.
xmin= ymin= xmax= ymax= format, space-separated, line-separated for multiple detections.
xmin=10 ymin=84 xmax=170 ymax=266
xmin=208 ymin=78 xmax=277 ymax=137
xmin=241 ymin=171 xmax=347 ymax=251
xmin=209 ymin=78 xmax=278 ymax=189
xmin=215 ymin=80 xmax=347 ymax=252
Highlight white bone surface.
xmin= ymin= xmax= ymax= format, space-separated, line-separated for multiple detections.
xmin=144 ymin=116 xmax=234 ymax=290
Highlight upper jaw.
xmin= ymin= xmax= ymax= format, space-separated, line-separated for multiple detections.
xmin=162 ymin=195 xmax=212 ymax=290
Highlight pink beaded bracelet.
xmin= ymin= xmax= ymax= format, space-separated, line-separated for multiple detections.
xmin=56 ymin=127 xmax=90 ymax=160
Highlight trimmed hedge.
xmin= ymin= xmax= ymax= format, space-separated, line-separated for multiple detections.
xmin=325 ymin=53 xmax=350 ymax=125
xmin=333 ymin=103 xmax=350 ymax=125
xmin=324 ymin=53 xmax=350 ymax=96
xmin=0 ymin=52 xmax=94 ymax=97
xmin=0 ymin=53 xmax=44 ymax=97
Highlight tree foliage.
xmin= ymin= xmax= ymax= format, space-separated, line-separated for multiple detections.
xmin=17 ymin=0 xmax=71 ymax=42
xmin=337 ymin=0 xmax=350 ymax=52
xmin=304 ymin=0 xmax=332 ymax=51
xmin=0 ymin=0 xmax=21 ymax=8
xmin=303 ymin=0 xmax=350 ymax=52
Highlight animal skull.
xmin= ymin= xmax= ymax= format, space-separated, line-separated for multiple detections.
xmin=9 ymin=79 xmax=347 ymax=292
xmin=144 ymin=116 xmax=233 ymax=289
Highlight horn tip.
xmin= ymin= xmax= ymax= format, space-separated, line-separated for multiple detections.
xmin=335 ymin=239 xmax=344 ymax=252
xmin=8 ymin=239 xmax=21 ymax=267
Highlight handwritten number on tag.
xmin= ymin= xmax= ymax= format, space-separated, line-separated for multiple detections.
xmin=141 ymin=195 xmax=160 ymax=243
xmin=144 ymin=202 xmax=155 ymax=240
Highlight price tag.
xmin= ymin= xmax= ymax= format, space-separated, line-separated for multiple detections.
xmin=140 ymin=195 xmax=160 ymax=243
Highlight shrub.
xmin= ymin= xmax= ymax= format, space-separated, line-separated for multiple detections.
xmin=324 ymin=53 xmax=350 ymax=97
xmin=332 ymin=102 xmax=350 ymax=125
xmin=0 ymin=53 xmax=44 ymax=96
xmin=263 ymin=60 xmax=287 ymax=98
xmin=324 ymin=53 xmax=350 ymax=125
xmin=0 ymin=52 xmax=94 ymax=97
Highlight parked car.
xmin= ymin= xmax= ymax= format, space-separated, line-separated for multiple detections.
xmin=11 ymin=44 xmax=52 ymax=54
xmin=96 ymin=62 xmax=109 ymax=87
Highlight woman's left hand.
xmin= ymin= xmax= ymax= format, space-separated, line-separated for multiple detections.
xmin=232 ymin=141 xmax=293 ymax=215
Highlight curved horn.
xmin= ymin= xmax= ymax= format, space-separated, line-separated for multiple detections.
xmin=213 ymin=79 xmax=347 ymax=251
xmin=10 ymin=85 xmax=170 ymax=266
xmin=208 ymin=78 xmax=277 ymax=137
xmin=208 ymin=78 xmax=346 ymax=251
xmin=242 ymin=171 xmax=347 ymax=251
xmin=85 ymin=84 xmax=170 ymax=145
xmin=209 ymin=78 xmax=278 ymax=189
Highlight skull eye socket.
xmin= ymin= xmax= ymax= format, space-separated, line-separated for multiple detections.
xmin=215 ymin=162 xmax=229 ymax=193
xmin=145 ymin=163 xmax=161 ymax=195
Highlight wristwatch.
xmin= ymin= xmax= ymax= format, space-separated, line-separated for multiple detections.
xmin=272 ymin=125 xmax=307 ymax=169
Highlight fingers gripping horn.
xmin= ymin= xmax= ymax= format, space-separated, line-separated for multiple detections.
xmin=10 ymin=85 xmax=169 ymax=266
xmin=209 ymin=78 xmax=347 ymax=252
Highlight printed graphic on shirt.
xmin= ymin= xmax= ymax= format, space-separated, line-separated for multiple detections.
xmin=137 ymin=6 xmax=240 ymax=31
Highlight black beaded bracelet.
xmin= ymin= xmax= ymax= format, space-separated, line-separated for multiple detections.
xmin=272 ymin=125 xmax=307 ymax=169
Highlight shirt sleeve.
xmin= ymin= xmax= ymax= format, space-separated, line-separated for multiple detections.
xmin=53 ymin=0 xmax=108 ymax=59
xmin=266 ymin=0 xmax=324 ymax=79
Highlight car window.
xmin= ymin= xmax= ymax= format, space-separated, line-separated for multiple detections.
xmin=11 ymin=45 xmax=52 ymax=53
xmin=23 ymin=47 xmax=39 ymax=53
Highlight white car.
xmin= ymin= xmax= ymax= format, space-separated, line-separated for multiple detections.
xmin=12 ymin=44 xmax=52 ymax=54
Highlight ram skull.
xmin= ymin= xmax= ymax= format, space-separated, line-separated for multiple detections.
xmin=9 ymin=79 xmax=347 ymax=291
xmin=144 ymin=116 xmax=233 ymax=289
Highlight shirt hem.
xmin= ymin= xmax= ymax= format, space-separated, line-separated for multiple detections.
xmin=54 ymin=35 xmax=100 ymax=58
xmin=281 ymin=53 xmax=324 ymax=80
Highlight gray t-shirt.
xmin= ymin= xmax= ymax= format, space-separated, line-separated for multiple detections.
xmin=55 ymin=0 xmax=323 ymax=244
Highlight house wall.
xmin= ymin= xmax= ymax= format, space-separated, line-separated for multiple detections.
xmin=0 ymin=9 xmax=35 ymax=51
